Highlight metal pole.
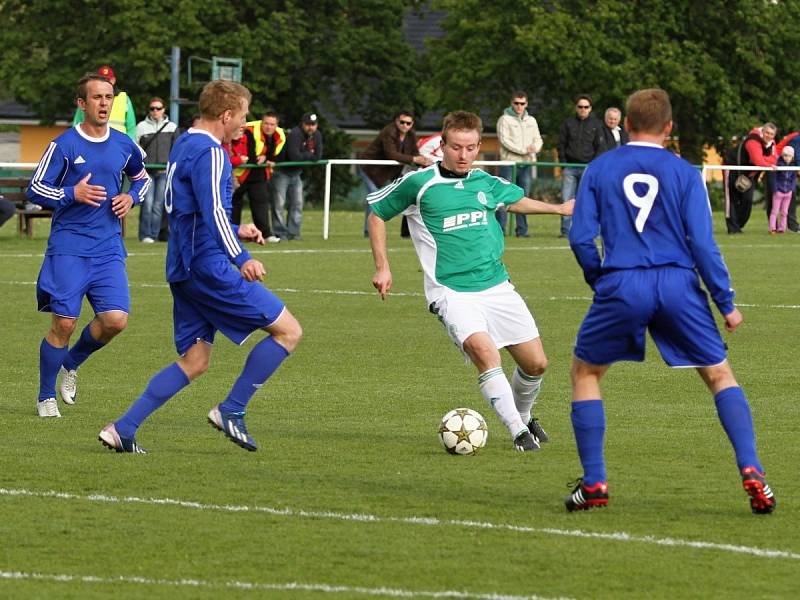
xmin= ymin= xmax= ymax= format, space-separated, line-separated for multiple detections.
xmin=323 ymin=161 xmax=332 ymax=240
xmin=170 ymin=46 xmax=181 ymax=126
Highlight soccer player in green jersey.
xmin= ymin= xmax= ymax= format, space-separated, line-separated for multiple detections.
xmin=367 ymin=110 xmax=574 ymax=451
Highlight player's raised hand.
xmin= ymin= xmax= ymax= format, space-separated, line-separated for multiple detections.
xmin=724 ymin=308 xmax=743 ymax=332
xmin=372 ymin=267 xmax=392 ymax=300
xmin=73 ymin=173 xmax=106 ymax=207
xmin=237 ymin=223 xmax=265 ymax=245
xmin=240 ymin=258 xmax=266 ymax=282
xmin=111 ymin=193 xmax=134 ymax=218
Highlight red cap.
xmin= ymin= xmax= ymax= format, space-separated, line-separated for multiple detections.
xmin=97 ymin=65 xmax=115 ymax=80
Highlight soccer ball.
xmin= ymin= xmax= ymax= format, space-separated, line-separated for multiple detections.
xmin=438 ymin=408 xmax=488 ymax=455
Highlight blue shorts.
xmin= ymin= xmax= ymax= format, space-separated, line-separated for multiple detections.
xmin=574 ymin=267 xmax=727 ymax=368
xmin=37 ymin=254 xmax=129 ymax=318
xmin=170 ymin=259 xmax=285 ymax=355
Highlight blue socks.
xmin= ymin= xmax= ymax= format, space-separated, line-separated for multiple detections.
xmin=714 ymin=386 xmax=763 ymax=472
xmin=219 ymin=337 xmax=289 ymax=414
xmin=571 ymin=399 xmax=607 ymax=486
xmin=39 ymin=338 xmax=68 ymax=401
xmin=115 ymin=363 xmax=190 ymax=438
xmin=62 ymin=324 xmax=105 ymax=372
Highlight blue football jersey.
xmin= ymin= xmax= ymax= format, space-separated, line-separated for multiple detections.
xmin=27 ymin=125 xmax=150 ymax=257
xmin=569 ymin=142 xmax=735 ymax=315
xmin=164 ymin=129 xmax=251 ymax=283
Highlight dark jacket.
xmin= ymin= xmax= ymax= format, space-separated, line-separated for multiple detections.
xmin=278 ymin=127 xmax=323 ymax=176
xmin=600 ymin=125 xmax=629 ymax=152
xmin=557 ymin=115 xmax=606 ymax=164
xmin=360 ymin=123 xmax=421 ymax=187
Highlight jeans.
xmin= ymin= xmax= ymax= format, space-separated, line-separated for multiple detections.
xmin=139 ymin=171 xmax=167 ymax=240
xmin=271 ymin=171 xmax=304 ymax=239
xmin=496 ymin=165 xmax=532 ymax=236
xmin=358 ymin=167 xmax=379 ymax=235
xmin=560 ymin=166 xmax=584 ymax=235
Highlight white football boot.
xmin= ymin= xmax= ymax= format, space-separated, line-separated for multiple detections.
xmin=37 ymin=398 xmax=61 ymax=418
xmin=59 ymin=367 xmax=77 ymax=405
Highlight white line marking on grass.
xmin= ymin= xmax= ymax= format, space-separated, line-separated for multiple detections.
xmin=2 ymin=488 xmax=797 ymax=561
xmin=0 ymin=570 xmax=564 ymax=599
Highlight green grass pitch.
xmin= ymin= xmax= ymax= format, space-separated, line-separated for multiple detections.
xmin=0 ymin=209 xmax=798 ymax=599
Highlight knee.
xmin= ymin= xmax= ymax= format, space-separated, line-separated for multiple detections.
xmin=274 ymin=321 xmax=303 ymax=354
xmin=699 ymin=363 xmax=738 ymax=393
xmin=520 ymin=355 xmax=548 ymax=377
xmin=99 ymin=313 xmax=128 ymax=337
xmin=463 ymin=337 xmax=497 ymax=367
xmin=50 ymin=317 xmax=77 ymax=341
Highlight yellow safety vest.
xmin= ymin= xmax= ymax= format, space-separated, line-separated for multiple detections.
xmin=233 ymin=121 xmax=287 ymax=179
xmin=108 ymin=91 xmax=129 ymax=135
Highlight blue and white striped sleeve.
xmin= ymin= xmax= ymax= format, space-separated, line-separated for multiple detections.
xmin=195 ymin=146 xmax=252 ymax=268
xmin=26 ymin=142 xmax=74 ymax=210
xmin=125 ymin=141 xmax=151 ymax=206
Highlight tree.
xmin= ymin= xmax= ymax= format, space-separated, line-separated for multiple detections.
xmin=422 ymin=0 xmax=800 ymax=163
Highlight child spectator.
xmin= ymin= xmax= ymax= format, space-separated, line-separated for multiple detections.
xmin=770 ymin=145 xmax=796 ymax=233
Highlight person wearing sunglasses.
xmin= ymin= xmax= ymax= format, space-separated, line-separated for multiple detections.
xmin=496 ymin=91 xmax=543 ymax=238
xmin=557 ymin=94 xmax=606 ymax=237
xmin=359 ymin=111 xmax=433 ymax=237
xmin=135 ymin=97 xmax=178 ymax=243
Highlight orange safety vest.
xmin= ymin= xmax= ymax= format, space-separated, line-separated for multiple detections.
xmin=233 ymin=121 xmax=287 ymax=180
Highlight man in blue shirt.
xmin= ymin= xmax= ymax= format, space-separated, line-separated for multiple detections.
xmin=99 ymin=80 xmax=302 ymax=453
xmin=566 ymin=88 xmax=775 ymax=515
xmin=27 ymin=73 xmax=151 ymax=418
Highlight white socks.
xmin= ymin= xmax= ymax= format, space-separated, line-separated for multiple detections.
xmin=511 ymin=367 xmax=543 ymax=423
xmin=479 ymin=367 xmax=527 ymax=438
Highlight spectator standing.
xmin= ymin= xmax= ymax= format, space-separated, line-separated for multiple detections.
xmin=724 ymin=124 xmax=777 ymax=234
xmin=600 ymin=107 xmax=629 ymax=150
xmin=27 ymin=73 xmax=151 ymax=418
xmin=272 ymin=112 xmax=323 ymax=241
xmin=229 ymin=112 xmax=284 ymax=243
xmin=769 ymin=145 xmax=796 ymax=233
xmin=557 ymin=94 xmax=606 ymax=237
xmin=135 ymin=97 xmax=177 ymax=243
xmin=73 ymin=66 xmax=136 ymax=140
xmin=496 ymin=91 xmax=543 ymax=238
xmin=359 ymin=111 xmax=432 ymax=237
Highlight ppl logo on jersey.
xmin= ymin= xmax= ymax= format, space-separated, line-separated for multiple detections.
xmin=443 ymin=210 xmax=488 ymax=232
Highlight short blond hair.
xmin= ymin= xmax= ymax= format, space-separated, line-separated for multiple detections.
xmin=441 ymin=111 xmax=483 ymax=143
xmin=198 ymin=80 xmax=251 ymax=119
xmin=625 ymin=89 xmax=671 ymax=134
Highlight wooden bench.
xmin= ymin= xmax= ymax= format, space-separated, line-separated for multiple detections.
xmin=0 ymin=177 xmax=54 ymax=238
xmin=0 ymin=176 xmax=127 ymax=238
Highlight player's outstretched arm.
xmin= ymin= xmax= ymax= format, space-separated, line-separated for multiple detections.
xmin=368 ymin=212 xmax=393 ymax=300
xmin=509 ymin=197 xmax=574 ymax=216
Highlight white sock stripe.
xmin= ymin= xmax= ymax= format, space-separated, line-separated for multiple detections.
xmin=478 ymin=367 xmax=505 ymax=384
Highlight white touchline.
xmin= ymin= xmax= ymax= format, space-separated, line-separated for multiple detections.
xmin=0 ymin=570 xmax=567 ymax=600
xmin=1 ymin=488 xmax=797 ymax=561
xmin=1 ymin=279 xmax=800 ymax=309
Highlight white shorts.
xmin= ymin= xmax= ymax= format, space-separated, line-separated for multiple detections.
xmin=430 ymin=281 xmax=539 ymax=351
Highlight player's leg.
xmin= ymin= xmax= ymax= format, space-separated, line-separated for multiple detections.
xmin=218 ymin=307 xmax=302 ymax=417
xmin=462 ymin=332 xmax=536 ymax=451
xmin=506 ymin=338 xmax=548 ymax=442
xmin=697 ymin=363 xmax=775 ymax=514
xmin=651 ymin=267 xmax=774 ymax=513
xmin=38 ymin=314 xmax=77 ymax=417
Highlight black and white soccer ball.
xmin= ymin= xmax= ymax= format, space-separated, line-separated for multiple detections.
xmin=438 ymin=408 xmax=488 ymax=455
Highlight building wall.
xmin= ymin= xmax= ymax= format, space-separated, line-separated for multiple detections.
xmin=20 ymin=125 xmax=69 ymax=163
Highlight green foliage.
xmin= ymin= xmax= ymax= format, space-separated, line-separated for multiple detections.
xmin=424 ymin=0 xmax=800 ymax=163
xmin=0 ymin=0 xmax=423 ymax=128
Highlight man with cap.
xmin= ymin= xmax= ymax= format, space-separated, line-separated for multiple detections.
xmin=73 ymin=65 xmax=136 ymax=140
xmin=272 ymin=112 xmax=323 ymax=240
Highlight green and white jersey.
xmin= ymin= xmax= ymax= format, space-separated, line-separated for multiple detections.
xmin=369 ymin=164 xmax=525 ymax=302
